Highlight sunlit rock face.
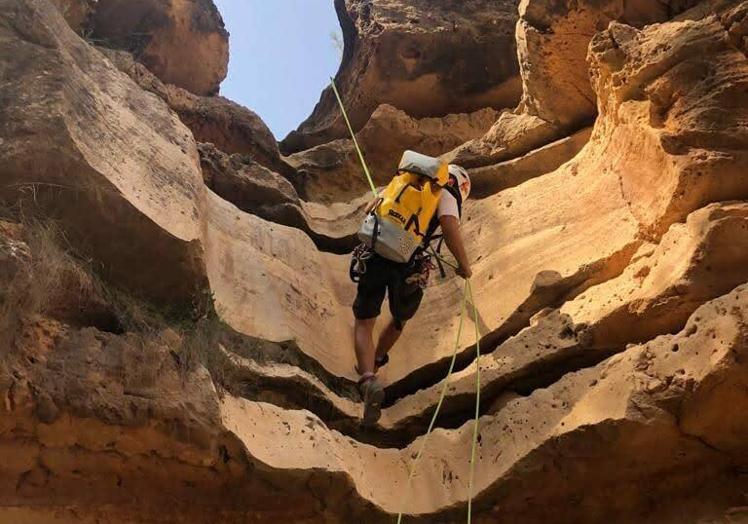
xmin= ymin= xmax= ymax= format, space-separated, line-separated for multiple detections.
xmin=287 ymin=104 xmax=502 ymax=203
xmin=1 ymin=0 xmax=747 ymax=522
xmin=280 ymin=0 xmax=522 ymax=154
xmin=447 ymin=0 xmax=704 ymax=168
xmin=100 ymin=47 xmax=298 ymax=181
xmin=0 ymin=0 xmax=209 ymax=304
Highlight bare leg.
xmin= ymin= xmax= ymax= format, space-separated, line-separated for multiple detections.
xmin=354 ymin=318 xmax=377 ymax=376
xmin=375 ymin=318 xmax=405 ymax=361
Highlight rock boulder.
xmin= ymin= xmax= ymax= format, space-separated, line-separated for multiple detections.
xmin=280 ymin=0 xmax=521 ymax=153
xmin=448 ymin=0 xmax=703 ymax=168
xmin=0 ymin=0 xmax=209 ymax=304
xmin=91 ymin=0 xmax=229 ymax=96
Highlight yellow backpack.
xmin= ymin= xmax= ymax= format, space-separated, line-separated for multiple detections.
xmin=358 ymin=151 xmax=450 ymax=263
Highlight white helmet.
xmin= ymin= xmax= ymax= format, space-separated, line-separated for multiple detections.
xmin=448 ymin=164 xmax=471 ymax=202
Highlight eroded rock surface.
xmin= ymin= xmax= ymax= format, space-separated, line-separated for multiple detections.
xmin=1 ymin=0 xmax=748 ymax=522
xmin=281 ymin=0 xmax=521 ymax=153
xmin=102 ymin=48 xmax=294 ymax=179
xmin=199 ymin=144 xmax=362 ymax=253
xmin=448 ymin=0 xmax=704 ymax=168
xmin=91 ymin=0 xmax=229 ymax=96
xmin=287 ymin=104 xmax=501 ymax=202
xmin=0 ymin=0 xmax=209 ymax=304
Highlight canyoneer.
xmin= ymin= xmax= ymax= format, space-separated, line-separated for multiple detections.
xmin=350 ymin=150 xmax=473 ymax=425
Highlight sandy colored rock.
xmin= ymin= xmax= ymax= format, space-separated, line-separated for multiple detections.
xmin=203 ymin=191 xmax=358 ymax=380
xmin=49 ymin=0 xmax=95 ymax=32
xmin=281 ymin=0 xmax=521 ymax=153
xmin=2 ymin=0 xmax=748 ymax=522
xmin=199 ymin=144 xmax=362 ymax=253
xmin=102 ymin=48 xmax=294 ymax=179
xmin=448 ymin=0 xmax=703 ymax=168
xmin=219 ymin=284 xmax=748 ymax=521
xmin=91 ymin=0 xmax=229 ymax=96
xmin=2 ymin=284 xmax=746 ymax=522
xmin=382 ymin=201 xmax=748 ymax=434
xmin=287 ymin=104 xmax=502 ymax=202
xmin=469 ymin=126 xmax=592 ymax=198
xmin=588 ymin=14 xmax=748 ymax=236
xmin=0 ymin=0 xmax=209 ymax=304
xmin=0 ymin=320 xmax=336 ymax=523
xmin=382 ymin=8 xmax=748 ymax=391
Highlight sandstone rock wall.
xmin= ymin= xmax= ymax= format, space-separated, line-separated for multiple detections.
xmin=448 ymin=0 xmax=704 ymax=168
xmin=0 ymin=0 xmax=209 ymax=304
xmin=90 ymin=0 xmax=229 ymax=96
xmin=280 ymin=0 xmax=522 ymax=153
xmin=101 ymin=48 xmax=295 ymax=180
xmin=1 ymin=0 xmax=747 ymax=522
xmin=287 ymin=104 xmax=502 ymax=202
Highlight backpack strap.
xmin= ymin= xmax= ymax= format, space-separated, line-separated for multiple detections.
xmin=423 ymin=180 xmax=463 ymax=245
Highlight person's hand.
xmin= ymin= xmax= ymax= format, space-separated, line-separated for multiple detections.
xmin=456 ymin=265 xmax=473 ymax=279
xmin=364 ymin=197 xmax=382 ymax=214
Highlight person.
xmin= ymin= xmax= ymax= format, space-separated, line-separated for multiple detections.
xmin=352 ymin=164 xmax=473 ymax=425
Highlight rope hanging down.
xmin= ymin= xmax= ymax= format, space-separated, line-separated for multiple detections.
xmin=394 ymin=255 xmax=482 ymax=524
xmin=329 ymin=78 xmax=378 ymax=197
xmin=330 ymin=79 xmax=483 ymax=523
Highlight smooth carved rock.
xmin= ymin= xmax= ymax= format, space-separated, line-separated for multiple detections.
xmin=280 ymin=0 xmax=521 ymax=153
xmin=1 ymin=284 xmax=745 ymax=521
xmin=468 ymin=126 xmax=592 ymax=198
xmin=562 ymin=202 xmax=748 ymax=348
xmin=382 ymin=202 xmax=748 ymax=436
xmin=91 ymin=0 xmax=229 ymax=96
xmin=0 ymin=0 xmax=209 ymax=304
xmin=101 ymin=48 xmax=294 ymax=179
xmin=287 ymin=104 xmax=502 ymax=203
xmin=199 ymin=144 xmax=363 ymax=253
xmin=220 ymin=284 xmax=748 ymax=521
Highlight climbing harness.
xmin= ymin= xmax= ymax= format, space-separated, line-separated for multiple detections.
xmin=350 ymin=243 xmax=375 ymax=283
xmin=405 ymin=251 xmax=436 ymax=289
xmin=331 ymin=78 xmax=483 ymax=523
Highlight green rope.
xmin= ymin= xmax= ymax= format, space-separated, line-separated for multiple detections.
xmin=396 ymin=279 xmax=469 ymax=524
xmin=394 ymin=275 xmax=483 ymax=524
xmin=329 ymin=78 xmax=378 ymax=197
xmin=466 ymin=279 xmax=482 ymax=523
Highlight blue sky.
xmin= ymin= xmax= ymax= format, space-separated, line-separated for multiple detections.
xmin=214 ymin=0 xmax=342 ymax=140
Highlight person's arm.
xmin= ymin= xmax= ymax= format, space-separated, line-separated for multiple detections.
xmin=439 ymin=215 xmax=472 ymax=279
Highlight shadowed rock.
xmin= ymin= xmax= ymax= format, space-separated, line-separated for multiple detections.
xmin=281 ymin=0 xmax=522 ymax=154
xmin=447 ymin=0 xmax=703 ymax=168
xmin=0 ymin=0 xmax=209 ymax=304
xmin=90 ymin=0 xmax=229 ymax=96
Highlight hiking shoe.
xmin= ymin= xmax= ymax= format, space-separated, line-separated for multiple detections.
xmin=359 ymin=376 xmax=385 ymax=427
xmin=374 ymin=354 xmax=390 ymax=371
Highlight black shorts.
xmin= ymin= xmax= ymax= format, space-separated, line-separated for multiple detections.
xmin=352 ymin=255 xmax=424 ymax=324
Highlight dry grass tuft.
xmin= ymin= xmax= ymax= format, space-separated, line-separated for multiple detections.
xmin=0 ymin=211 xmax=237 ymax=389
